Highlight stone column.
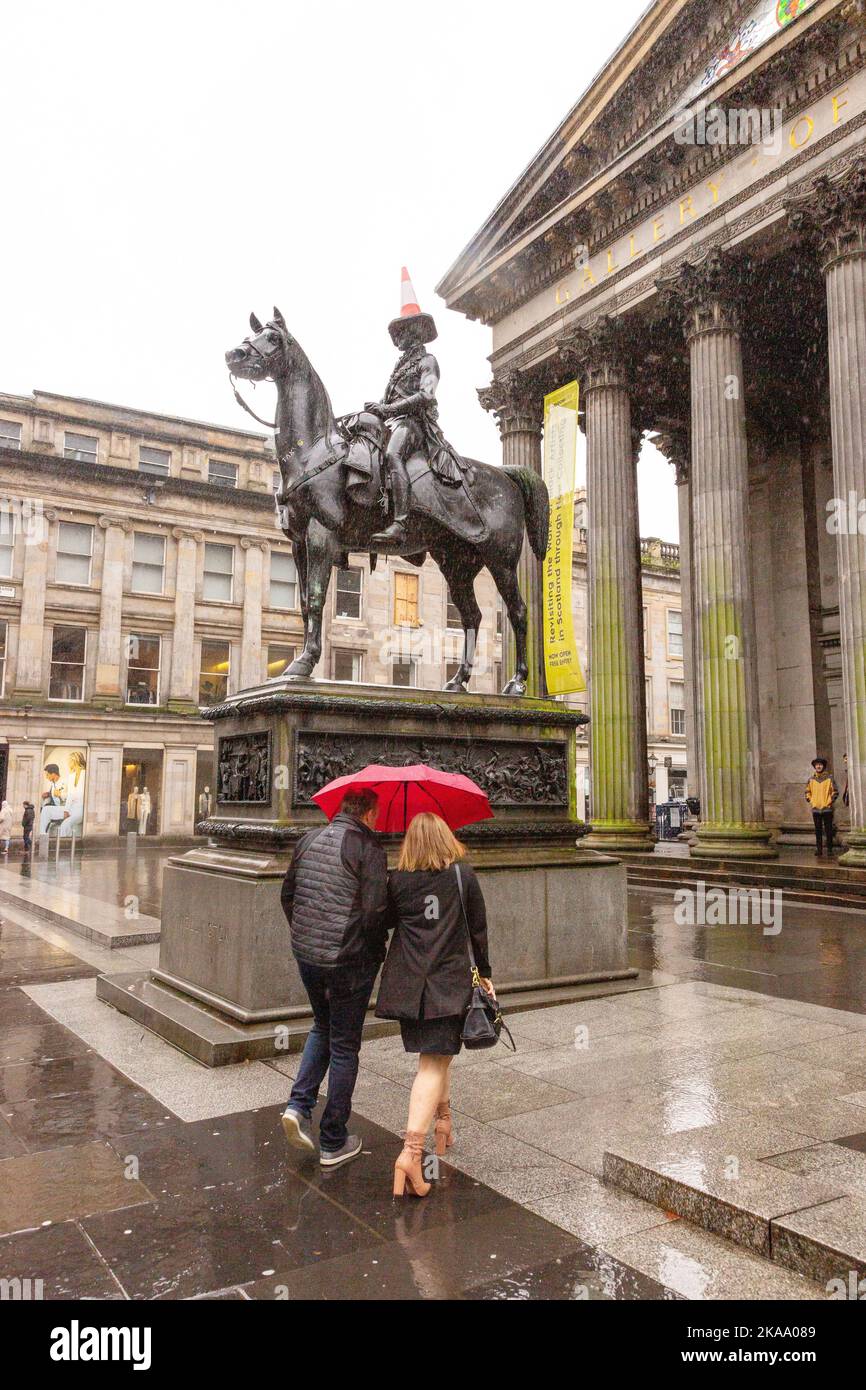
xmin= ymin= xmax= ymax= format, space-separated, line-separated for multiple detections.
xmin=168 ymin=528 xmax=202 ymax=713
xmin=240 ymin=538 xmax=268 ymax=690
xmin=564 ymin=317 xmax=653 ymax=852
xmin=659 ymin=251 xmax=775 ymax=858
xmin=479 ymin=371 xmax=545 ymax=696
xmin=789 ymin=158 xmax=866 ymax=864
xmin=94 ymin=516 xmax=131 ymax=703
xmin=11 ymin=507 xmax=54 ymax=697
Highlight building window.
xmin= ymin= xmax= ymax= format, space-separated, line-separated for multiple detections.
xmin=270 ymin=551 xmax=298 ymax=609
xmin=208 ymin=458 xmax=237 ymax=488
xmin=494 ymin=662 xmax=502 ymax=691
xmin=643 ymin=606 xmax=650 ymax=657
xmin=272 ymin=470 xmax=281 ymax=494
xmin=266 ymin=644 xmax=294 ymax=679
xmin=49 ymin=625 xmax=87 ymax=701
xmin=139 ymin=445 xmax=171 ymax=477
xmin=131 ymin=532 xmax=166 ymax=594
xmin=645 ymin=676 xmax=653 ymax=733
xmin=0 ymin=511 xmax=13 ymax=578
xmin=667 ymin=609 xmax=683 ymax=659
xmin=203 ymin=542 xmax=234 ymax=602
xmin=335 ymin=566 xmax=362 ymax=619
xmin=392 ymin=659 xmax=416 ymax=687
xmin=126 ymin=634 xmax=161 ymax=705
xmin=0 ymin=621 xmax=6 ymax=695
xmin=333 ymin=649 xmax=362 ymax=682
xmin=496 ymin=603 xmax=503 ymax=638
xmin=200 ymin=640 xmax=230 ymax=704
xmin=56 ymin=521 xmax=93 ymax=586
xmin=63 ymin=431 xmax=98 ymax=464
xmin=669 ymin=770 xmax=687 ymax=799
xmin=669 ymin=680 xmax=686 ymax=736
xmin=394 ymin=571 xmax=419 ymax=626
xmin=0 ymin=420 xmax=22 ymax=451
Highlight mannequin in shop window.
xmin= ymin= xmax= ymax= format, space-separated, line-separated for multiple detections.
xmin=138 ymin=786 xmax=152 ymax=836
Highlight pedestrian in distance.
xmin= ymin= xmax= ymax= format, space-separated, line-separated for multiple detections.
xmin=21 ymin=802 xmax=35 ymax=853
xmin=375 ymin=812 xmax=493 ymax=1198
xmin=279 ymin=787 xmax=388 ymax=1169
xmin=0 ymin=800 xmax=13 ymax=853
xmin=805 ymin=756 xmax=839 ymax=857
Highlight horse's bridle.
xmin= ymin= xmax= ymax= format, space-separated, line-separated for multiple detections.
xmin=228 ymin=330 xmax=285 ymax=429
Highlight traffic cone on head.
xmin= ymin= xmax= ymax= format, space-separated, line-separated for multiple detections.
xmin=388 ymin=267 xmax=438 ymax=347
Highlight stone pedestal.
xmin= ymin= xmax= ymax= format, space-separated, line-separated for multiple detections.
xmin=98 ymin=680 xmax=634 ymax=1064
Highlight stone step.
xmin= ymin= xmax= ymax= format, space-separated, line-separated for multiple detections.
xmin=602 ymin=1129 xmax=866 ymax=1285
xmin=0 ymin=868 xmax=160 ymax=949
xmin=624 ymin=858 xmax=866 ymax=912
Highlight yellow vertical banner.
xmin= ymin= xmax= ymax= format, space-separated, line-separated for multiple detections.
xmin=542 ymin=381 xmax=585 ymax=695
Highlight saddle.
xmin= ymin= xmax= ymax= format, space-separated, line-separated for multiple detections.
xmin=339 ymin=414 xmax=488 ymax=545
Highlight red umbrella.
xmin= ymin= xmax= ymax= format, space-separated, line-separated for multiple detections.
xmin=312 ymin=763 xmax=493 ymax=833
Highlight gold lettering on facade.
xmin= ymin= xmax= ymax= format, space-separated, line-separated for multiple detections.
xmin=653 ymin=215 xmax=665 ymax=242
xmin=606 ymin=249 xmax=618 ymax=274
xmin=680 ymin=196 xmax=695 ymax=224
xmin=555 ymin=283 xmax=571 ymax=305
xmin=789 ymin=115 xmax=814 ymax=149
xmin=833 ymin=87 xmax=849 ymax=124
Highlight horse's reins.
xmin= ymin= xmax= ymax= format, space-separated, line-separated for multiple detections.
xmin=228 ymin=372 xmax=277 ymax=430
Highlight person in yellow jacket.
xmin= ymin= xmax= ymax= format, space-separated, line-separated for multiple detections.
xmin=805 ymin=757 xmax=839 ymax=857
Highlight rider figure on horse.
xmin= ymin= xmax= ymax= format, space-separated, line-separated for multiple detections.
xmin=370 ymin=268 xmax=465 ymax=546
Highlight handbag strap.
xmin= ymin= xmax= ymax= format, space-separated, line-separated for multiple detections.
xmin=454 ymin=863 xmax=481 ymax=984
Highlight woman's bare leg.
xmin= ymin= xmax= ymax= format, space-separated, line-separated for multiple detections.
xmin=406 ymin=1054 xmax=451 ymax=1136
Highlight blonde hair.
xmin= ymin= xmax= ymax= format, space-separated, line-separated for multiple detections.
xmin=398 ymin=812 xmax=466 ymax=872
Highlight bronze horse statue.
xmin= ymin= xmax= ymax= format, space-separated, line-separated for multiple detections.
xmin=225 ymin=309 xmax=549 ymax=695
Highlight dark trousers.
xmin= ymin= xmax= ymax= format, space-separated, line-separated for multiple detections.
xmin=813 ymin=809 xmax=835 ymax=853
xmin=288 ymin=954 xmax=378 ymax=1151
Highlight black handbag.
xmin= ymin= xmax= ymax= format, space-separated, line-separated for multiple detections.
xmin=454 ymin=864 xmax=516 ymax=1052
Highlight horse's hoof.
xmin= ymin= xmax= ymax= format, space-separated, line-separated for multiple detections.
xmin=443 ymin=675 xmax=468 ymax=693
xmin=501 ymin=677 xmax=527 ymax=697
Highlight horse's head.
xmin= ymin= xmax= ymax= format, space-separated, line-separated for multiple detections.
xmin=225 ymin=307 xmax=292 ymax=381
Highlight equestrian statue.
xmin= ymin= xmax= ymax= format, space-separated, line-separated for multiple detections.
xmin=225 ymin=269 xmax=549 ymax=696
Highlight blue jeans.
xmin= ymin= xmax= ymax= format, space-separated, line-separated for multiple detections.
xmin=288 ymin=955 xmax=378 ymax=1151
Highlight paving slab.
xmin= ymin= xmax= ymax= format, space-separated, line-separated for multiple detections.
xmin=0 ymin=866 xmax=160 ymax=948
xmin=772 ymin=1195 xmax=866 ymax=1284
xmin=0 ymin=1140 xmax=153 ymax=1234
xmin=606 ymin=1221 xmax=828 ymax=1301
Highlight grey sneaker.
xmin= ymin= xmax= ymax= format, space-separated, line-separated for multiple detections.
xmin=319 ymin=1134 xmax=363 ymax=1168
xmin=281 ymin=1107 xmax=315 ymax=1152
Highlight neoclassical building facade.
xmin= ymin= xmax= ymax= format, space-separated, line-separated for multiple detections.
xmin=439 ymin=0 xmax=865 ymax=862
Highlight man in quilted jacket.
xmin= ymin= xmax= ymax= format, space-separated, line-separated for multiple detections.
xmin=279 ymin=788 xmax=388 ymax=1167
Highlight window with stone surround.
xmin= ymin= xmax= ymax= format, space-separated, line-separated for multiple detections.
xmin=266 ymin=644 xmax=294 ymax=680
xmin=667 ymin=609 xmax=683 ymax=660
xmin=394 ymin=571 xmax=419 ymax=627
xmin=203 ymin=543 xmax=234 ymax=603
xmin=270 ymin=551 xmax=298 ymax=609
xmin=646 ymin=676 xmax=653 ymax=733
xmin=139 ymin=445 xmax=171 ymax=477
xmin=391 ymin=659 xmax=416 ymax=688
xmin=333 ymin=649 xmax=363 ymax=682
xmin=63 ymin=432 xmax=98 ymax=464
xmin=335 ymin=566 xmax=362 ymax=620
xmin=56 ymin=522 xmax=93 ymax=587
xmin=208 ymin=458 xmax=237 ymax=488
xmin=49 ymin=625 xmax=87 ymax=701
xmin=669 ymin=680 xmax=685 ymax=736
xmin=126 ymin=634 xmax=161 ymax=706
xmin=131 ymin=532 xmax=166 ymax=594
xmin=0 ymin=508 xmax=13 ymax=577
xmin=445 ymin=589 xmax=461 ymax=631
xmin=200 ymin=640 xmax=230 ymax=705
xmin=0 ymin=621 xmax=6 ymax=696
xmin=0 ymin=420 xmax=22 ymax=451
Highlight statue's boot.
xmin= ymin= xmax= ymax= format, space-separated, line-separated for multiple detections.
xmin=372 ymin=467 xmax=410 ymax=545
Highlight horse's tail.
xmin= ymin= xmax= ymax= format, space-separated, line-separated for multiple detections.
xmin=502 ymin=466 xmax=550 ymax=561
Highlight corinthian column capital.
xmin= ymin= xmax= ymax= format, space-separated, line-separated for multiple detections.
xmin=657 ymin=247 xmax=741 ymax=342
xmin=477 ymin=369 xmax=543 ymax=436
xmin=787 ymin=155 xmax=866 ymax=275
xmin=557 ymin=314 xmax=627 ymax=392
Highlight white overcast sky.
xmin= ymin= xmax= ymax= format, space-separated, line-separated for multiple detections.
xmin=1 ymin=0 xmax=677 ymax=539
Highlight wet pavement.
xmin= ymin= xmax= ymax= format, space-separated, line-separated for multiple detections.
xmin=1 ymin=868 xmax=865 ymax=1300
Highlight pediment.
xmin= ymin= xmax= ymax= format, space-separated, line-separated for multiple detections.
xmin=437 ymin=0 xmax=826 ymax=312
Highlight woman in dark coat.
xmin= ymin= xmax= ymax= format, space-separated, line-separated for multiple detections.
xmin=375 ymin=812 xmax=493 ymax=1197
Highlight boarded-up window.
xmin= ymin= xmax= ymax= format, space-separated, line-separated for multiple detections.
xmin=394 ymin=572 xmax=419 ymax=627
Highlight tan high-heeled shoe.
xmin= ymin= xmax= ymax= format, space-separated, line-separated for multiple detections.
xmin=434 ymin=1101 xmax=454 ymax=1157
xmin=393 ymin=1130 xmax=431 ymax=1198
